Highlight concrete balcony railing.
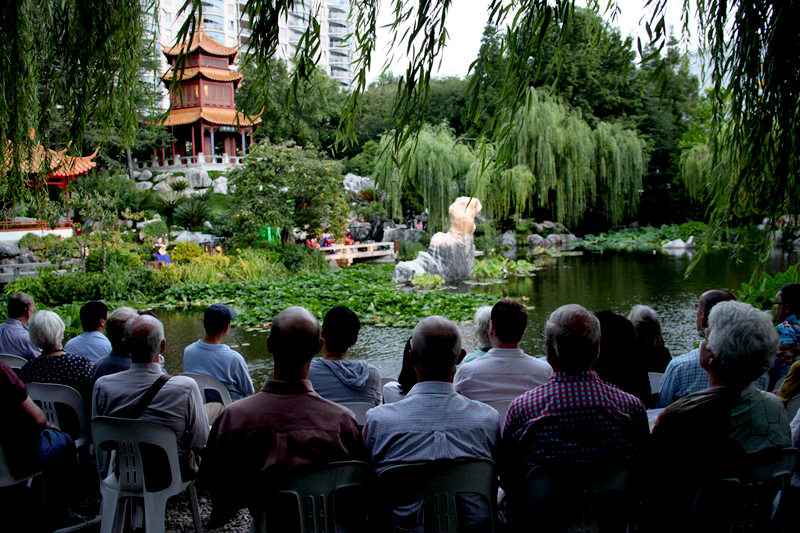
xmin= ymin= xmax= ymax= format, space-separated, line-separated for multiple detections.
xmin=133 ymin=153 xmax=246 ymax=171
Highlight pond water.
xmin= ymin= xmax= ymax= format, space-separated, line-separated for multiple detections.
xmin=158 ymin=249 xmax=795 ymax=389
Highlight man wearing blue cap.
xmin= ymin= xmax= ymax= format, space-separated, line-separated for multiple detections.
xmin=183 ymin=304 xmax=255 ymax=403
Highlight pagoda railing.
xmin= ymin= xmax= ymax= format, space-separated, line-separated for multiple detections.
xmin=133 ymin=153 xmax=246 ymax=171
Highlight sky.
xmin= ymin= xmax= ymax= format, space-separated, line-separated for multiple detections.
xmin=366 ymin=0 xmax=699 ymax=82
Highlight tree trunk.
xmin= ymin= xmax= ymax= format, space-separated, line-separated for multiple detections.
xmin=126 ymin=148 xmax=135 ymax=181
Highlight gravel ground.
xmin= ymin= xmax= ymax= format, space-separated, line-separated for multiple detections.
xmin=165 ymin=490 xmax=251 ymax=533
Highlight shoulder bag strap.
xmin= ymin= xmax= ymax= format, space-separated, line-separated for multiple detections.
xmin=126 ymin=374 xmax=171 ymax=419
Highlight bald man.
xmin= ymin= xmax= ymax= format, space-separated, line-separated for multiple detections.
xmin=199 ymin=306 xmax=365 ymax=524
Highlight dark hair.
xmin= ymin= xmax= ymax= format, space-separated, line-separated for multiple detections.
xmin=780 ymin=284 xmax=800 ymax=315
xmin=7 ymin=292 xmax=33 ymax=319
xmin=204 ymin=305 xmax=233 ymax=335
xmin=322 ymin=306 xmax=360 ymax=353
xmin=699 ymin=290 xmax=736 ymax=319
xmin=80 ymin=300 xmax=108 ymax=331
xmin=398 ymin=338 xmax=418 ymax=394
xmin=593 ymin=311 xmax=636 ymax=383
xmin=491 ymin=298 xmax=528 ymax=344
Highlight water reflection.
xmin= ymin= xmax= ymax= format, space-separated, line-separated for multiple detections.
xmin=158 ymin=250 xmax=790 ymax=389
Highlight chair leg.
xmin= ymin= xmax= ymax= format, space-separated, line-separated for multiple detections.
xmin=188 ymin=482 xmax=203 ymax=533
xmin=143 ymin=493 xmax=169 ymax=533
xmin=99 ymin=488 xmax=125 ymax=533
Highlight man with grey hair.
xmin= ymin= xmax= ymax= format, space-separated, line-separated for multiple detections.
xmin=501 ymin=304 xmax=648 ymax=495
xmin=642 ymin=301 xmax=791 ymax=531
xmin=93 ymin=314 xmax=209 ymax=478
xmin=91 ymin=306 xmax=139 ymax=384
xmin=0 ymin=291 xmax=40 ymax=360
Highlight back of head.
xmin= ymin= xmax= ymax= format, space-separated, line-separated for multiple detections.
xmin=545 ymin=304 xmax=601 ymax=371
xmin=398 ymin=338 xmax=418 ymax=393
xmin=8 ymin=292 xmax=34 ymax=319
xmin=29 ymin=310 xmax=65 ymax=351
xmin=473 ymin=305 xmax=493 ymax=347
xmin=593 ymin=311 xmax=636 ymax=380
xmin=203 ymin=303 xmax=236 ymax=336
xmin=125 ymin=314 xmax=165 ymax=364
xmin=627 ymin=305 xmax=664 ymax=348
xmin=491 ymin=298 xmax=528 ymax=344
xmin=706 ymin=301 xmax=778 ymax=387
xmin=80 ymin=300 xmax=108 ymax=332
xmin=106 ymin=307 xmax=138 ymax=353
xmin=780 ymin=283 xmax=800 ymax=317
xmin=698 ymin=290 xmax=736 ymax=320
xmin=268 ymin=306 xmax=321 ymax=374
xmin=322 ymin=306 xmax=360 ymax=353
xmin=410 ymin=315 xmax=462 ymax=380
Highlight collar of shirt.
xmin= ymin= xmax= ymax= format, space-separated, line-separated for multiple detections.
xmin=485 ymin=347 xmax=528 ymax=358
xmin=406 ymin=381 xmax=456 ymax=397
xmin=4 ymin=318 xmax=28 ymax=330
xmin=549 ymin=369 xmax=599 ymax=383
xmin=262 ymin=379 xmax=314 ymax=395
xmin=107 ymin=349 xmax=130 ymax=359
xmin=130 ymin=362 xmax=165 ymax=374
xmin=81 ymin=331 xmax=107 ymax=339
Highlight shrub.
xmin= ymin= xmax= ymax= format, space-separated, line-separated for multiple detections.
xmin=170 ymin=241 xmax=204 ymax=264
xmin=227 ymin=248 xmax=286 ymax=281
xmin=141 ymin=220 xmax=169 ymax=240
xmin=169 ymin=179 xmax=190 ymax=192
xmin=281 ymin=244 xmax=329 ymax=273
xmin=677 ymin=221 xmax=709 ymax=241
xmin=173 ymin=197 xmax=211 ymax=230
xmin=18 ymin=233 xmax=44 ymax=249
xmin=474 ymin=223 xmax=498 ymax=254
xmin=45 ymin=238 xmax=79 ymax=265
xmin=398 ymin=240 xmax=426 ymax=261
xmin=85 ymin=248 xmax=142 ymax=272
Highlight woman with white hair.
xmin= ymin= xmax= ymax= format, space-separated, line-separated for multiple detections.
xmin=461 ymin=305 xmax=493 ymax=364
xmin=628 ymin=304 xmax=671 ymax=373
xmin=16 ymin=310 xmax=94 ymax=400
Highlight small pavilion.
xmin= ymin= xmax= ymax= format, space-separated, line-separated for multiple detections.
xmin=159 ymin=26 xmax=260 ymax=160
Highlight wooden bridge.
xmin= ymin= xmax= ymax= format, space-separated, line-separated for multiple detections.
xmin=316 ymin=242 xmax=396 ymax=266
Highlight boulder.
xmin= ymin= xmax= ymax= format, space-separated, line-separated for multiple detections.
xmin=203 ymin=221 xmax=214 ymax=231
xmin=685 ymin=235 xmax=696 ymax=248
xmin=527 ymin=234 xmax=546 ymax=248
xmin=187 ymin=168 xmax=212 ymax=188
xmin=662 ymin=238 xmax=687 ymax=249
xmin=153 ymin=180 xmax=171 ymax=192
xmin=135 ymin=181 xmax=153 ymax=190
xmin=212 ymin=177 xmax=228 ymax=194
xmin=137 ymin=170 xmax=152 ymax=182
xmin=136 ymin=219 xmax=161 ymax=230
xmin=153 ymin=172 xmax=171 ymax=183
xmin=392 ymin=251 xmax=443 ymax=283
xmin=174 ymin=230 xmax=215 ymax=244
xmin=15 ymin=252 xmax=37 ymax=264
xmin=499 ymin=230 xmax=517 ymax=247
xmin=343 ymin=173 xmax=375 ymax=194
xmin=0 ymin=242 xmax=21 ymax=259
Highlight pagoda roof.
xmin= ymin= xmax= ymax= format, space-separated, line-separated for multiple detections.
xmin=161 ymin=66 xmax=243 ymax=83
xmin=163 ymin=26 xmax=238 ymax=58
xmin=159 ymin=106 xmax=261 ymax=127
xmin=2 ymin=141 xmax=98 ymax=178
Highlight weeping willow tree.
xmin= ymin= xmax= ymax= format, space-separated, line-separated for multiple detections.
xmin=468 ymin=89 xmax=646 ymax=226
xmin=679 ymin=143 xmax=713 ymax=203
xmin=373 ymin=124 xmax=475 ymax=233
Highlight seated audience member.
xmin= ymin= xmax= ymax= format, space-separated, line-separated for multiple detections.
xmin=502 ymin=304 xmax=648 ymax=496
xmin=91 ymin=306 xmax=138 ymax=385
xmin=657 ymin=290 xmax=737 ymax=407
xmin=17 ymin=311 xmax=93 ymax=400
xmin=199 ymin=306 xmax=364 ymax=524
xmin=382 ymin=338 xmax=417 ymax=404
xmin=0 ymin=291 xmax=40 ymax=360
xmin=307 ymin=306 xmax=381 ymax=405
xmin=461 ymin=305 xmax=493 ymax=364
xmin=455 ymin=299 xmax=552 ymax=405
xmin=182 ymin=304 xmax=254 ymax=401
xmin=93 ymin=315 xmax=209 ymax=483
xmin=364 ymin=315 xmax=500 ymax=531
xmin=643 ymin=301 xmax=791 ymax=530
xmin=64 ymin=300 xmax=111 ymax=363
xmin=592 ymin=310 xmax=650 ymax=404
xmin=628 ymin=304 xmax=671 ymax=373
xmin=774 ymin=284 xmax=800 ymax=400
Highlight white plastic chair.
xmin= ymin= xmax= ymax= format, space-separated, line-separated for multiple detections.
xmin=786 ymin=395 xmax=800 ymax=421
xmin=180 ymin=372 xmax=232 ymax=406
xmin=0 ymin=439 xmax=40 ymax=489
xmin=0 ymin=353 xmax=28 ymax=369
xmin=648 ymin=372 xmax=664 ymax=395
xmin=91 ymin=416 xmax=202 ymax=533
xmin=338 ymin=401 xmax=375 ymax=425
xmin=26 ymin=382 xmax=90 ymax=448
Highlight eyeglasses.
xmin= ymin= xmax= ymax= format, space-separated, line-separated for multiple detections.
xmin=697 ymin=327 xmax=708 ymax=340
xmin=539 ymin=328 xmax=547 ymax=341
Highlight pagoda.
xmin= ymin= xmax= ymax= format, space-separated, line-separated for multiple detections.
xmin=159 ymin=25 xmax=260 ymax=161
xmin=2 ymin=136 xmax=98 ymax=196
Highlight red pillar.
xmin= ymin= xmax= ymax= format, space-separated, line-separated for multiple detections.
xmin=200 ymin=123 xmax=206 ymax=156
xmin=171 ymin=141 xmax=177 ymax=159
xmin=191 ymin=125 xmax=196 ymax=156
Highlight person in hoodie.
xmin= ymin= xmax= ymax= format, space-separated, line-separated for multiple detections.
xmin=307 ymin=306 xmax=382 ymax=406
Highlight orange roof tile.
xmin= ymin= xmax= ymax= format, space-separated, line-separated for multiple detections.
xmin=50 ymin=147 xmax=100 ymax=177
xmin=2 ymin=141 xmax=98 ymax=178
xmin=161 ymin=66 xmax=243 ymax=83
xmin=160 ymin=106 xmax=261 ymax=127
xmin=163 ymin=26 xmax=238 ymax=58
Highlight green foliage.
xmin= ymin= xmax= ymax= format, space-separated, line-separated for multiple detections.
xmin=44 ymin=238 xmax=79 ymax=266
xmin=471 ymin=257 xmax=541 ymax=279
xmin=474 ymin=223 xmax=498 ymax=255
xmin=280 ymin=244 xmax=329 ymax=273
xmin=739 ymin=265 xmax=800 ymax=312
xmin=676 ymin=221 xmax=710 ymax=242
xmin=85 ymin=249 xmax=141 ymax=273
xmin=397 ymin=241 xmax=427 ymax=261
xmin=578 ymin=223 xmax=713 ymax=252
xmin=374 ymin=124 xmax=476 ymax=232
xmin=347 ymin=140 xmax=381 ymax=175
xmin=411 ymin=273 xmax=444 ymax=289
xmin=173 ymin=197 xmax=211 ymax=231
xmin=170 ymin=242 xmax=204 ymax=264
xmin=229 ymin=141 xmax=348 ymax=244
xmin=169 ymin=179 xmax=189 ymax=192
xmin=18 ymin=233 xmax=43 ymax=249
xmin=141 ymin=220 xmax=169 ymax=239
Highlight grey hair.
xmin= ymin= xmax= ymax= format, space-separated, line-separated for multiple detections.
xmin=628 ymin=305 xmax=659 ymax=327
xmin=124 ymin=314 xmax=165 ymax=362
xmin=544 ymin=304 xmax=601 ymax=370
xmin=706 ymin=301 xmax=778 ymax=386
xmin=29 ymin=310 xmax=65 ymax=351
xmin=473 ymin=305 xmax=493 ymax=347
xmin=106 ymin=306 xmax=138 ymax=348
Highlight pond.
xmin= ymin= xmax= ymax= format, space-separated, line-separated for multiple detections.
xmin=158 ymin=250 xmax=795 ymax=389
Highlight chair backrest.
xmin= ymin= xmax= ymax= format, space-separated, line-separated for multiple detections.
xmin=483 ymin=399 xmax=512 ymax=422
xmin=648 ymin=372 xmax=664 ymax=395
xmin=180 ymin=372 xmax=232 ymax=406
xmin=0 ymin=353 xmax=28 ymax=369
xmin=250 ymin=461 xmax=371 ymax=533
xmin=785 ymin=395 xmax=800 ymax=421
xmin=26 ymin=382 xmax=90 ymax=448
xmin=0 ymin=439 xmax=39 ymax=488
xmin=377 ymin=458 xmax=498 ymax=533
xmin=380 ymin=376 xmax=396 ymax=388
xmin=91 ymin=416 xmax=183 ymax=498
xmin=521 ymin=463 xmax=632 ymax=533
xmin=338 ymin=401 xmax=375 ymax=425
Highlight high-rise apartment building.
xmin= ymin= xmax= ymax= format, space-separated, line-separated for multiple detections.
xmin=149 ymin=0 xmax=357 ymax=108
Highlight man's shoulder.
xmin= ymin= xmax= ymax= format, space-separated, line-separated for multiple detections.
xmin=666 ymin=348 xmax=701 ymax=371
